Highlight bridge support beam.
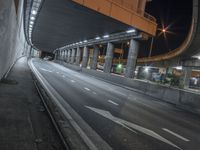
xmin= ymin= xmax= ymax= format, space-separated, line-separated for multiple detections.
xmin=104 ymin=42 xmax=114 ymax=73
xmin=82 ymin=46 xmax=89 ymax=68
xmin=58 ymin=51 xmax=61 ymax=60
xmin=125 ymin=39 xmax=139 ymax=78
xmin=183 ymin=67 xmax=192 ymax=89
xmin=65 ymin=50 xmax=68 ymax=62
xmin=67 ymin=49 xmax=71 ymax=63
xmin=71 ymin=48 xmax=76 ymax=64
xmin=90 ymin=45 xmax=99 ymax=70
xmin=55 ymin=52 xmax=57 ymax=60
xmin=63 ymin=50 xmax=65 ymax=61
xmin=76 ymin=47 xmax=81 ymax=65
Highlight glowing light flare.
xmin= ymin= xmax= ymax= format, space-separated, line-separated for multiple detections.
xmin=117 ymin=64 xmax=122 ymax=69
xmin=144 ymin=66 xmax=150 ymax=72
xmin=174 ymin=66 xmax=183 ymax=70
xmin=162 ymin=29 xmax=166 ymax=33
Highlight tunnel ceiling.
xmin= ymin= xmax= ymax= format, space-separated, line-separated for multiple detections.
xmin=32 ymin=0 xmax=132 ymax=52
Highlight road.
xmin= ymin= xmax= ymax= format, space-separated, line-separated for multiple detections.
xmin=31 ymin=58 xmax=200 ymax=150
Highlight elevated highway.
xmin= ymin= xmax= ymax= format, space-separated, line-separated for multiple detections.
xmin=137 ymin=0 xmax=200 ymax=64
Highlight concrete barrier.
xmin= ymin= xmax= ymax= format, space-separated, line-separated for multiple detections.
xmin=55 ymin=62 xmax=200 ymax=115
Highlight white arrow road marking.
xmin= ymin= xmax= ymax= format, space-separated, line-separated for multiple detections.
xmin=85 ymin=106 xmax=137 ymax=134
xmin=84 ymin=87 xmax=91 ymax=91
xmin=108 ymin=100 xmax=119 ymax=106
xmin=85 ymin=106 xmax=182 ymax=150
xmin=162 ymin=128 xmax=190 ymax=142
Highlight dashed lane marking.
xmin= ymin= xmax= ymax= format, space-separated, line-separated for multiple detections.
xmin=108 ymin=100 xmax=119 ymax=106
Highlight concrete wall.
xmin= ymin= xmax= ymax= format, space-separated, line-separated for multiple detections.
xmin=0 ymin=0 xmax=28 ymax=79
xmin=56 ymin=61 xmax=200 ymax=115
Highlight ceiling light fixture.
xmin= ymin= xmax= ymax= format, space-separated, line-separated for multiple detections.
xmin=30 ymin=16 xmax=35 ymax=20
xmin=95 ymin=37 xmax=100 ymax=40
xmin=103 ymin=35 xmax=109 ymax=38
xmin=126 ymin=29 xmax=136 ymax=33
xmin=32 ymin=10 xmax=37 ymax=15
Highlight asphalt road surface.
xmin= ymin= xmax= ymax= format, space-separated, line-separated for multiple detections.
xmin=31 ymin=58 xmax=200 ymax=150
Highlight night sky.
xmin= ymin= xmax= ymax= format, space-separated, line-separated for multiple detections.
xmin=138 ymin=0 xmax=193 ymax=57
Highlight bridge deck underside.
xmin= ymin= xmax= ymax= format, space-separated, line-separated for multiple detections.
xmin=32 ymin=0 xmax=132 ymax=52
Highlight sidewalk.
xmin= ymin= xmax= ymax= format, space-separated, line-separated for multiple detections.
xmin=0 ymin=57 xmax=64 ymax=150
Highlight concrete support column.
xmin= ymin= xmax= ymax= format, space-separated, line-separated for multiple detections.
xmin=76 ymin=47 xmax=81 ymax=65
xmin=90 ymin=45 xmax=99 ymax=70
xmin=67 ymin=49 xmax=71 ymax=63
xmin=64 ymin=50 xmax=66 ymax=62
xmin=58 ymin=51 xmax=61 ymax=60
xmin=125 ymin=39 xmax=139 ymax=78
xmin=104 ymin=42 xmax=114 ymax=73
xmin=183 ymin=67 xmax=192 ymax=89
xmin=71 ymin=48 xmax=76 ymax=64
xmin=62 ymin=50 xmax=64 ymax=60
xmin=82 ymin=46 xmax=89 ymax=68
xmin=65 ymin=50 xmax=68 ymax=62
xmin=54 ymin=51 xmax=58 ymax=60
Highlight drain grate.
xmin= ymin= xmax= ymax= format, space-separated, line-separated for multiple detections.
xmin=0 ymin=78 xmax=18 ymax=85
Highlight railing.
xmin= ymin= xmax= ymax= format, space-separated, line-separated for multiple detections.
xmin=108 ymin=0 xmax=156 ymax=23
xmin=144 ymin=12 xmax=156 ymax=22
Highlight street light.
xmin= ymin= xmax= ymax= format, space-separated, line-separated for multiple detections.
xmin=162 ymin=28 xmax=166 ymax=33
xmin=148 ymin=27 xmax=168 ymax=57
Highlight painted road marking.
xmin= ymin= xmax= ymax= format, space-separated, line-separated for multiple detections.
xmin=162 ymin=128 xmax=190 ymax=142
xmin=92 ymin=92 xmax=97 ymax=95
xmin=40 ymin=68 xmax=52 ymax=72
xmin=84 ymin=87 xmax=91 ymax=91
xmin=71 ymin=80 xmax=76 ymax=83
xmin=85 ymin=106 xmax=182 ymax=150
xmin=108 ymin=100 xmax=119 ymax=106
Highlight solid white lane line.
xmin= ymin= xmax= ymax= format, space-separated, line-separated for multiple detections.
xmin=162 ymin=128 xmax=190 ymax=142
xmin=108 ymin=100 xmax=119 ymax=106
xmin=84 ymin=87 xmax=91 ymax=91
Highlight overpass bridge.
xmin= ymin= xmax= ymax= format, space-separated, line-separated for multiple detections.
xmin=137 ymin=0 xmax=200 ymax=65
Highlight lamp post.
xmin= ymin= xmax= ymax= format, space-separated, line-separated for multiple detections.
xmin=148 ymin=28 xmax=167 ymax=57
